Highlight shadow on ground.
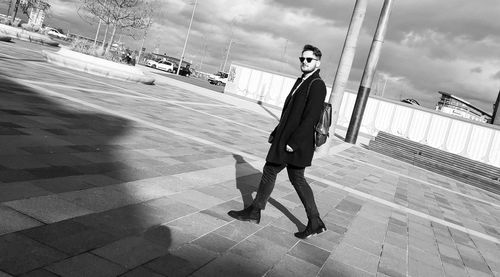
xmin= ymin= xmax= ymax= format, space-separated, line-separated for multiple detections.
xmin=0 ymin=74 xmax=172 ymax=275
xmin=233 ymin=154 xmax=305 ymax=231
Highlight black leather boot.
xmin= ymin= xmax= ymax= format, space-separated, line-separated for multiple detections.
xmin=227 ymin=205 xmax=261 ymax=224
xmin=294 ymin=217 xmax=327 ymax=239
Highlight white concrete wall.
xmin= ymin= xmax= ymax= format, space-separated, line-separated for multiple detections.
xmin=225 ymin=63 xmax=500 ymax=168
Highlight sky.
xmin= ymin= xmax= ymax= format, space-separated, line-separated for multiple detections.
xmin=2 ymin=0 xmax=499 ymax=112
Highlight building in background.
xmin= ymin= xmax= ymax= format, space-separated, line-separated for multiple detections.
xmin=401 ymin=98 xmax=420 ymax=106
xmin=26 ymin=0 xmax=50 ymax=29
xmin=436 ymin=91 xmax=492 ymax=123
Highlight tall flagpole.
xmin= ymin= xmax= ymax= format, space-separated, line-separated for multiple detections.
xmin=345 ymin=0 xmax=395 ymax=144
xmin=177 ymin=0 xmax=197 ymax=75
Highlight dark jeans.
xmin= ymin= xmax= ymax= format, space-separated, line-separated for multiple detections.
xmin=252 ymin=162 xmax=320 ymax=220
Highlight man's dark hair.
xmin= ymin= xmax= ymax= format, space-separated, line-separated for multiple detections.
xmin=302 ymin=44 xmax=322 ymax=60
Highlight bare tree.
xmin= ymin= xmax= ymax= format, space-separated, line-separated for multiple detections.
xmin=80 ymin=0 xmax=154 ymax=55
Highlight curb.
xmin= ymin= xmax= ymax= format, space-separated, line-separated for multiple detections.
xmin=42 ymin=48 xmax=155 ymax=85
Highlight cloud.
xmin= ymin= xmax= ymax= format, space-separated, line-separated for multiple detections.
xmin=492 ymin=71 xmax=500 ymax=80
xmin=22 ymin=0 xmax=500 ymax=113
xmin=471 ymin=67 xmax=482 ymax=73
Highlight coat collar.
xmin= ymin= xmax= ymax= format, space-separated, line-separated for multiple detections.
xmin=301 ymin=68 xmax=320 ymax=81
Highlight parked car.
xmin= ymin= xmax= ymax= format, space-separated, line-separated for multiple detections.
xmin=173 ymin=64 xmax=192 ymax=77
xmin=146 ymin=59 xmax=174 ymax=73
xmin=208 ymin=71 xmax=228 ymax=86
xmin=45 ymin=27 xmax=67 ymax=40
xmin=146 ymin=59 xmax=160 ymax=68
xmin=157 ymin=60 xmax=174 ymax=73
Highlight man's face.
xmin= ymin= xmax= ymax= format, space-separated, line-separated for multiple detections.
xmin=300 ymin=50 xmax=320 ymax=73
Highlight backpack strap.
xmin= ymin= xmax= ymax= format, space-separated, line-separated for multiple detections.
xmin=305 ymin=78 xmax=322 ymax=100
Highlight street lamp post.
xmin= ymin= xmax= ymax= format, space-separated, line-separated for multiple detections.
xmin=93 ymin=19 xmax=102 ymax=49
xmin=222 ymin=39 xmax=234 ymax=73
xmin=177 ymin=0 xmax=198 ymax=75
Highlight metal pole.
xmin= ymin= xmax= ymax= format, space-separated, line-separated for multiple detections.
xmin=345 ymin=0 xmax=395 ymax=144
xmin=7 ymin=0 xmax=13 ymax=20
xmin=328 ymin=0 xmax=368 ymax=137
xmin=199 ymin=42 xmax=207 ymax=71
xmin=222 ymin=39 xmax=233 ymax=73
xmin=177 ymin=0 xmax=197 ymax=75
xmin=93 ymin=19 xmax=102 ymax=49
xmin=381 ymin=77 xmax=388 ymax=97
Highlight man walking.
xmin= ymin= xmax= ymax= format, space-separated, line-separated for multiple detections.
xmin=228 ymin=44 xmax=327 ymax=239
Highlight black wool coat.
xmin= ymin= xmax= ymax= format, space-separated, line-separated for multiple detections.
xmin=266 ymin=69 xmax=327 ymax=167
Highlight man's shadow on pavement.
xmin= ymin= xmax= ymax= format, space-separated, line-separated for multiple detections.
xmin=232 ymin=154 xmax=305 ymax=230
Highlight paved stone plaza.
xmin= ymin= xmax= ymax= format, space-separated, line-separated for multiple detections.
xmin=0 ymin=41 xmax=499 ymax=277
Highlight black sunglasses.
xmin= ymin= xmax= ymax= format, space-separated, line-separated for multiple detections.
xmin=299 ymin=57 xmax=317 ymax=63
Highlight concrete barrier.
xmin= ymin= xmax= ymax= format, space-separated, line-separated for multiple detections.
xmin=0 ymin=23 xmax=58 ymax=46
xmin=42 ymin=47 xmax=155 ymax=85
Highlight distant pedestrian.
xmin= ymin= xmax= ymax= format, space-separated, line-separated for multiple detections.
xmin=228 ymin=44 xmax=327 ymax=239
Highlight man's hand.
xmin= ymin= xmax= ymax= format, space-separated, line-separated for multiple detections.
xmin=286 ymin=145 xmax=294 ymax=152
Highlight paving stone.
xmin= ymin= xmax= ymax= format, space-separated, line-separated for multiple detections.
xmin=302 ymin=229 xmax=343 ymax=252
xmin=442 ymin=262 xmax=468 ymax=277
xmin=266 ymin=254 xmax=320 ymax=277
xmin=0 ymin=205 xmax=43 ymax=235
xmin=92 ymin=236 xmax=169 ymax=269
xmin=45 ymin=253 xmax=126 ymax=277
xmin=319 ymin=258 xmax=375 ymax=277
xmin=254 ymin=225 xmax=299 ymax=249
xmin=31 ymin=176 xmax=98 ymax=193
xmin=18 ymin=268 xmax=60 ymax=277
xmin=143 ymin=196 xmax=199 ymax=222
xmin=0 ymin=181 xmax=52 ymax=202
xmin=167 ymin=212 xmax=228 ymax=238
xmin=408 ymin=257 xmax=444 ymax=277
xmin=143 ymin=223 xmax=196 ymax=250
xmin=192 ymin=232 xmax=237 ymax=254
xmin=323 ymin=209 xmax=356 ymax=228
xmin=457 ymin=244 xmax=492 ymax=274
xmin=145 ymin=244 xmax=218 ymax=277
xmin=343 ymin=232 xmax=383 ymax=256
xmin=335 ymin=198 xmax=363 ymax=215
xmin=331 ymin=242 xmax=379 ymax=274
xmin=288 ymin=241 xmax=330 ymax=267
xmin=119 ymin=266 xmax=164 ymax=277
xmin=384 ymin=230 xmax=408 ymax=250
xmin=73 ymin=204 xmax=164 ymax=238
xmin=191 ymin=252 xmax=269 ymax=277
xmin=230 ymin=235 xmax=289 ymax=267
xmin=437 ymin=243 xmax=462 ymax=260
xmin=21 ymin=219 xmax=118 ymax=255
xmin=214 ymin=219 xmax=262 ymax=242
xmin=409 ymin=244 xmax=442 ymax=269
xmin=58 ymin=185 xmax=143 ymax=212
xmin=0 ymin=169 xmax=37 ymax=183
xmin=171 ymin=189 xmax=224 ymax=210
xmin=348 ymin=217 xmax=387 ymax=243
xmin=378 ymin=243 xmax=407 ymax=276
xmin=4 ymin=194 xmax=93 ymax=224
xmin=465 ymin=267 xmax=495 ymax=277
xmin=195 ymin=181 xmax=241 ymax=201
xmin=0 ymin=233 xmax=68 ymax=275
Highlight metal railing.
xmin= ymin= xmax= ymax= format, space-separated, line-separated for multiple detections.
xmin=225 ymin=63 xmax=500 ymax=168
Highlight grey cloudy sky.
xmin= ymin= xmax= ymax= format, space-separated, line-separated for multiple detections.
xmin=5 ymin=0 xmax=500 ymax=112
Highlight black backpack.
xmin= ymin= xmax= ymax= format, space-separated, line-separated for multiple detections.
xmin=306 ymin=78 xmax=332 ymax=148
